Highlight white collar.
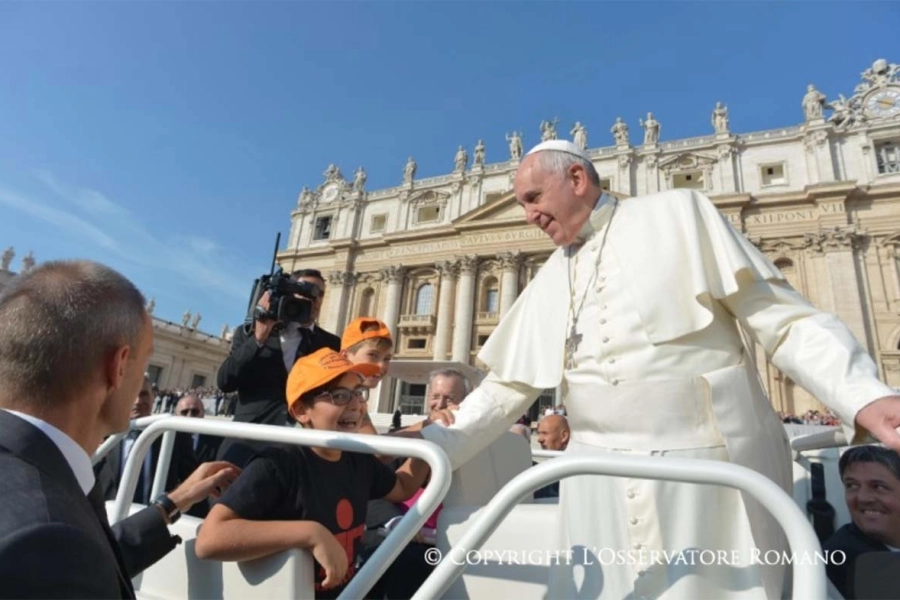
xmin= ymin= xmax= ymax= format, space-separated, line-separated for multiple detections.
xmin=3 ymin=409 xmax=95 ymax=494
xmin=573 ymin=192 xmax=617 ymax=243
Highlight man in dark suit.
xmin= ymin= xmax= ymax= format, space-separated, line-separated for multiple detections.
xmin=0 ymin=260 xmax=239 ymax=599
xmin=216 ymin=269 xmax=340 ymax=467
xmin=94 ymin=380 xmax=200 ymax=507
xmin=173 ymin=393 xmax=222 ymax=463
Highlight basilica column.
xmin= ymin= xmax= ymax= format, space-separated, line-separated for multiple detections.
xmin=326 ymin=271 xmax=353 ymax=334
xmin=371 ymin=266 xmax=405 ymax=414
xmin=433 ymin=260 xmax=458 ymax=361
xmin=380 ymin=265 xmax=406 ymax=340
xmin=806 ymin=227 xmax=872 ymax=352
xmin=497 ymin=251 xmax=521 ymax=318
xmin=451 ymin=256 xmax=477 ymax=363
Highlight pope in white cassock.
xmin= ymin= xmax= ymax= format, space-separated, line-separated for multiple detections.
xmin=419 ymin=139 xmax=900 ymax=599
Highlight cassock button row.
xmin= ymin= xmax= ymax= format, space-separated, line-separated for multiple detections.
xmin=630 ymin=517 xmax=639 ymax=525
xmin=633 ymin=543 xmax=642 ymax=550
xmin=599 ymin=318 xmax=607 ymax=324
xmin=602 ymin=337 xmax=610 ymax=343
xmin=611 ymin=379 xmax=619 ymax=386
xmin=601 ymin=304 xmax=608 ymax=310
xmin=609 ymin=357 xmax=616 ymax=364
xmin=627 ymin=490 xmax=635 ymax=499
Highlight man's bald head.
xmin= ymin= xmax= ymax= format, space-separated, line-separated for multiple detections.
xmin=537 ymin=413 xmax=570 ymax=451
xmin=176 ymin=394 xmax=205 ymax=418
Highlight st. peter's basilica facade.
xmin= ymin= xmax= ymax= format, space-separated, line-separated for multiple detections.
xmin=278 ymin=58 xmax=900 ymax=417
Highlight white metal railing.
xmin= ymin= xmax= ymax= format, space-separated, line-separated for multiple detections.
xmin=790 ymin=428 xmax=848 ymax=454
xmin=531 ymin=449 xmax=563 ymax=460
xmin=112 ymin=418 xmax=451 ymax=600
xmin=414 ymin=454 xmax=826 ymax=600
xmin=92 ymin=415 xmax=172 ymax=465
xmin=92 ymin=414 xmax=179 ymax=500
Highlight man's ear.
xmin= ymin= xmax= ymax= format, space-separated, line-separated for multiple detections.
xmin=339 ymin=349 xmax=349 ymax=358
xmin=569 ymin=164 xmax=588 ymax=194
xmin=105 ymin=344 xmax=131 ymax=391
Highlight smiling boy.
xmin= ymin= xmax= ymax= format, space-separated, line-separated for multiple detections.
xmin=195 ymin=348 xmax=429 ymax=598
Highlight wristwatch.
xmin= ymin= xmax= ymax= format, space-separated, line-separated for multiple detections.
xmin=152 ymin=493 xmax=181 ymax=524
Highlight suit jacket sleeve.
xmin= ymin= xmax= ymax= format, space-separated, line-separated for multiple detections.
xmin=112 ymin=507 xmax=179 ymax=578
xmin=217 ymin=324 xmax=264 ymax=392
xmin=0 ymin=523 xmax=122 ymax=599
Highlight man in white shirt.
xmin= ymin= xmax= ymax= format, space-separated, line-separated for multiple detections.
xmin=0 ymin=260 xmax=238 ymax=599
xmin=419 ymin=140 xmax=900 ymax=598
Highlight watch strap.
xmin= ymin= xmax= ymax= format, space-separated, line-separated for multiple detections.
xmin=152 ymin=493 xmax=181 ymax=524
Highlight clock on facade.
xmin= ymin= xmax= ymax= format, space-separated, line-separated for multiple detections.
xmin=865 ymin=87 xmax=900 ymax=119
xmin=322 ymin=185 xmax=339 ymax=203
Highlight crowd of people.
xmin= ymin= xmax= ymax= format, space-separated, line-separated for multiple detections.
xmin=3 ymin=137 xmax=900 ymax=600
xmin=778 ymin=409 xmax=842 ymax=426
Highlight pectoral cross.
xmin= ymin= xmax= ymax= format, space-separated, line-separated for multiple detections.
xmin=565 ymin=323 xmax=583 ymax=370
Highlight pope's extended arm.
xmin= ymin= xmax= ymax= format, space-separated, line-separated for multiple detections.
xmin=420 ymin=374 xmax=541 ymax=470
xmin=721 ymin=276 xmax=896 ymax=444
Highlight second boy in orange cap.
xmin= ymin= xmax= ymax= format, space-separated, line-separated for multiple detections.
xmin=196 ymin=348 xmax=430 ymax=598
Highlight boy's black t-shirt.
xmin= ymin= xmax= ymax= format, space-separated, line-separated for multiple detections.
xmin=218 ymin=445 xmax=397 ymax=597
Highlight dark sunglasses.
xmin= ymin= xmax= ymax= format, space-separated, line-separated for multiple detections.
xmin=315 ymin=387 xmax=369 ymax=406
xmin=178 ymin=408 xmax=201 ymax=417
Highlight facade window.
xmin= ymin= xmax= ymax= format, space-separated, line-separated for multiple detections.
xmin=482 ymin=277 xmax=499 ymax=312
xmin=876 ymin=141 xmax=900 ymax=175
xmin=371 ymin=214 xmax=387 ymax=233
xmin=147 ymin=364 xmax=163 ymax=386
xmin=398 ymin=382 xmax=426 ymax=415
xmin=414 ymin=283 xmax=433 ymax=315
xmin=774 ymin=258 xmax=794 ymax=273
xmin=407 ymin=338 xmax=427 ymax=350
xmin=672 ymin=171 xmax=704 ymax=190
xmin=485 ymin=289 xmax=499 ymax=313
xmin=358 ymin=288 xmax=374 ymax=317
xmin=190 ymin=374 xmax=207 ymax=389
xmin=416 ymin=205 xmax=440 ymax=223
xmin=313 ymin=216 xmax=332 ymax=240
xmin=477 ymin=334 xmax=490 ymax=347
xmin=600 ymin=177 xmax=612 ymax=191
xmin=760 ymin=163 xmax=787 ymax=186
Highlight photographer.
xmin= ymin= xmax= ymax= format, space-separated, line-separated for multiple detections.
xmin=216 ymin=269 xmax=340 ymax=467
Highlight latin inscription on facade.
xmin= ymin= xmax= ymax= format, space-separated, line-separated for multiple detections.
xmin=357 ymin=228 xmax=546 ymax=262
xmin=744 ymin=203 xmax=844 ymax=226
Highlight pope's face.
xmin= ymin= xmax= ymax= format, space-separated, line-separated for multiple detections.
xmin=514 ymin=154 xmax=591 ymax=246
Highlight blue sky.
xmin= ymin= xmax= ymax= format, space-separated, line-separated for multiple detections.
xmin=0 ymin=2 xmax=897 ymax=332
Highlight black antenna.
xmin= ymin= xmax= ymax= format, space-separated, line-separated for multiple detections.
xmin=269 ymin=232 xmax=281 ymax=275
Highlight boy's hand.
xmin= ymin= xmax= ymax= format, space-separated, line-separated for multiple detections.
xmin=311 ymin=526 xmax=348 ymax=589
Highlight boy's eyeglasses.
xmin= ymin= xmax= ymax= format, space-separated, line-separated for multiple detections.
xmin=178 ymin=408 xmax=201 ymax=417
xmin=316 ymin=387 xmax=369 ymax=406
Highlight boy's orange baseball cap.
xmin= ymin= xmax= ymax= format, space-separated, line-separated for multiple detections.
xmin=341 ymin=317 xmax=393 ymax=350
xmin=287 ymin=348 xmax=380 ymax=408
